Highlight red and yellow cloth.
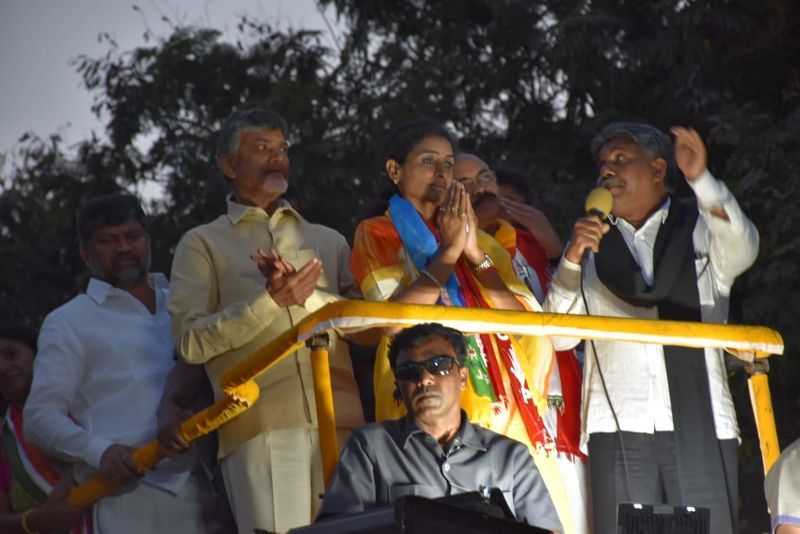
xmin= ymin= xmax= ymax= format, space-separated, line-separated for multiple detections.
xmin=495 ymin=219 xmax=585 ymax=460
xmin=1 ymin=406 xmax=91 ymax=532
xmin=494 ymin=218 xmax=589 ymax=533
xmin=350 ymin=203 xmax=555 ymax=451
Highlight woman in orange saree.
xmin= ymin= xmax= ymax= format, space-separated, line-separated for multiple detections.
xmin=350 ymin=120 xmax=575 ymax=531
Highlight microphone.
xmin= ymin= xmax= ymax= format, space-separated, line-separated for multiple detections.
xmin=581 ymin=187 xmax=613 ymax=264
xmin=585 ymin=186 xmax=613 ymax=219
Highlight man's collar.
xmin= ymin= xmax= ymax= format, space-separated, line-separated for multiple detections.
xmin=225 ymin=195 xmax=306 ymax=226
xmin=609 ymin=196 xmax=671 ymax=229
xmin=86 ymin=273 xmax=168 ymax=305
xmin=398 ymin=410 xmax=487 ymax=452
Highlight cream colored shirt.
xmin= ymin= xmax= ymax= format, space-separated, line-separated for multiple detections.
xmin=168 ymin=197 xmax=364 ymax=457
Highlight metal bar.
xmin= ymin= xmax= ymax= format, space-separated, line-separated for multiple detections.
xmin=307 ymin=332 xmax=338 ymax=487
xmin=67 ymin=381 xmax=259 ymax=507
xmin=746 ymin=364 xmax=781 ymax=475
xmin=65 ymin=300 xmax=784 ymax=507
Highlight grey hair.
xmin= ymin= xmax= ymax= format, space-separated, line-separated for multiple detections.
xmin=590 ymin=122 xmax=677 ymax=189
xmin=387 ymin=322 xmax=468 ymax=370
xmin=216 ymin=109 xmax=288 ymax=159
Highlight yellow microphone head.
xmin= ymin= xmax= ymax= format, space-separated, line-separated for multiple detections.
xmin=585 ymin=187 xmax=613 ymax=219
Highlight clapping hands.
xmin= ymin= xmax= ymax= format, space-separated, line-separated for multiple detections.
xmin=251 ymin=248 xmax=322 ymax=307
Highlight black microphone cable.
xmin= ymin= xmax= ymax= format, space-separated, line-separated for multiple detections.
xmin=579 ymin=257 xmax=635 ymax=505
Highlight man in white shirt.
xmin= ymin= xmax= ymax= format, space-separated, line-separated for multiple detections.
xmin=24 ymin=195 xmax=215 ymax=533
xmin=545 ymin=123 xmax=759 ymax=533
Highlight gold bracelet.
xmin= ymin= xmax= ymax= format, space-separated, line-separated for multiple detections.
xmin=21 ymin=509 xmax=39 ymax=534
xmin=470 ymin=252 xmax=494 ymax=273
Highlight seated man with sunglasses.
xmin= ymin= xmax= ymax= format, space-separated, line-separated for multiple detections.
xmin=316 ymin=323 xmax=562 ymax=532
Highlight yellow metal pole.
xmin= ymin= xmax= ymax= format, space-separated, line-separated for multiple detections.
xmin=746 ymin=361 xmax=781 ymax=475
xmin=67 ymin=381 xmax=260 ymax=507
xmin=308 ymin=332 xmax=339 ymax=488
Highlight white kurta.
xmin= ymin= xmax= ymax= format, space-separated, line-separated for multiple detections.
xmin=24 ymin=274 xmax=210 ymax=533
xmin=544 ymin=170 xmax=759 ymax=448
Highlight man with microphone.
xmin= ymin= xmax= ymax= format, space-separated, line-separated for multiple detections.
xmin=545 ymin=123 xmax=759 ymax=533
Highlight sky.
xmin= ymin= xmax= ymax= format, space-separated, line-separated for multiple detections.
xmin=0 ymin=0 xmax=336 ymax=172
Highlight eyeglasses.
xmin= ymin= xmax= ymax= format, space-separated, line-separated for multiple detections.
xmin=476 ymin=171 xmax=497 ymax=186
xmin=393 ymin=355 xmax=459 ymax=382
xmin=458 ymin=171 xmax=496 ymax=191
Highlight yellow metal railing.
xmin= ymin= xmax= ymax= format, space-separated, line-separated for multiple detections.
xmin=747 ymin=362 xmax=780 ymax=472
xmin=66 ymin=300 xmax=784 ymax=506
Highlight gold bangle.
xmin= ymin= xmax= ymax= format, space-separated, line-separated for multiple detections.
xmin=21 ymin=509 xmax=39 ymax=534
xmin=470 ymin=252 xmax=494 ymax=273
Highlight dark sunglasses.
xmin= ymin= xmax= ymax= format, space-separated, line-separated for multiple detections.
xmin=394 ymin=355 xmax=459 ymax=382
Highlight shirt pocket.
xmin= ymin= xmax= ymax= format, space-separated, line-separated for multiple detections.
xmin=388 ymin=484 xmax=441 ymax=501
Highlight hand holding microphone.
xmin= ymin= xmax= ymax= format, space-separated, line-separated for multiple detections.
xmin=563 ymin=187 xmax=613 ymax=265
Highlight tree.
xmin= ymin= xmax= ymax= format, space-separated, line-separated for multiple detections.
xmin=0 ymin=133 xmax=124 ymax=324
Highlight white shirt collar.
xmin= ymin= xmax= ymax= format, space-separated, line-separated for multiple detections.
xmin=609 ymin=196 xmax=671 ymax=232
xmin=85 ymin=273 xmax=168 ymax=305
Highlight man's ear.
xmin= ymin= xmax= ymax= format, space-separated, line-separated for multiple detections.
xmin=651 ymin=157 xmax=668 ymax=183
xmin=79 ymin=245 xmax=89 ymax=266
xmin=392 ymin=381 xmax=403 ymax=406
xmin=219 ymin=153 xmax=236 ymax=180
xmin=385 ymin=159 xmax=401 ymax=184
xmin=459 ymin=367 xmax=468 ymax=391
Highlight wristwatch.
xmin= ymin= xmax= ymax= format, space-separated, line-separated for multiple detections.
xmin=471 ymin=252 xmax=494 ymax=273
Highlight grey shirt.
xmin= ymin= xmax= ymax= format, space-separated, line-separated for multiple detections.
xmin=317 ymin=412 xmax=561 ymax=532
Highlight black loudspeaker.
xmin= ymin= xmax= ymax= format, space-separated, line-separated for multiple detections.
xmin=617 ymin=503 xmax=710 ymax=534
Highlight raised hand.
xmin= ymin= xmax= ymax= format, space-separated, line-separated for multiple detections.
xmin=264 ymin=255 xmax=323 ymax=307
xmin=499 ymin=197 xmax=563 ymax=258
xmin=436 ymin=181 xmax=469 ymax=263
xmin=563 ymin=215 xmax=610 ymax=265
xmin=671 ymin=126 xmax=707 ymax=182
xmin=462 ymin=189 xmax=485 ymax=266
xmin=251 ymin=247 xmax=295 ymax=285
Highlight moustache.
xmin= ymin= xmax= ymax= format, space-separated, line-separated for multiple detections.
xmin=412 ymin=385 xmax=441 ymax=401
xmin=472 ymin=191 xmax=498 ymax=208
xmin=263 ymin=165 xmax=289 ymax=176
xmin=598 ymin=177 xmax=621 ymax=189
xmin=112 ymin=254 xmax=141 ymax=266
